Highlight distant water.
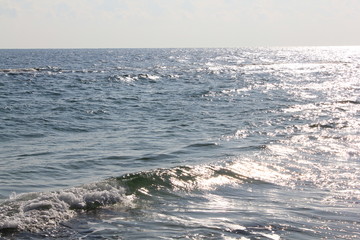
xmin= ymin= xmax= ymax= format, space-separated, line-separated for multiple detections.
xmin=0 ymin=47 xmax=359 ymax=239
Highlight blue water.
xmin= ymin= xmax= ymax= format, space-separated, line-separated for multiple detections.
xmin=0 ymin=47 xmax=359 ymax=239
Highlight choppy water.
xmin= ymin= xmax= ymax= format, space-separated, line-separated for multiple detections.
xmin=0 ymin=47 xmax=359 ymax=239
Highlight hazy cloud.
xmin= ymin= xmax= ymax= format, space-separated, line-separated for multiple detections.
xmin=0 ymin=0 xmax=359 ymax=48
xmin=0 ymin=6 xmax=17 ymax=18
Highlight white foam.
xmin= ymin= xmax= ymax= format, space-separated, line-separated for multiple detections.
xmin=0 ymin=218 xmax=20 ymax=230
xmin=0 ymin=181 xmax=128 ymax=233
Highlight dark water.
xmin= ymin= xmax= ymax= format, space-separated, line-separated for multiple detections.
xmin=0 ymin=47 xmax=359 ymax=239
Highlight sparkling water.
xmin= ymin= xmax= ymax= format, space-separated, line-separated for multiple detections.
xmin=0 ymin=47 xmax=359 ymax=239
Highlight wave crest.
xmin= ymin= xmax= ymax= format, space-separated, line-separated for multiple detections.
xmin=0 ymin=163 xmax=255 ymax=234
xmin=0 ymin=181 xmax=127 ymax=233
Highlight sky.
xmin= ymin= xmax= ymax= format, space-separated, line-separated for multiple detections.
xmin=0 ymin=0 xmax=360 ymax=48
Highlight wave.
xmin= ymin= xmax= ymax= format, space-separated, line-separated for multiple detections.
xmin=107 ymin=73 xmax=160 ymax=83
xmin=0 ymin=164 xmax=257 ymax=235
xmin=0 ymin=66 xmax=63 ymax=74
xmin=336 ymin=100 xmax=360 ymax=105
xmin=0 ymin=68 xmax=163 ymax=84
xmin=0 ymin=180 xmax=128 ymax=234
xmin=0 ymin=67 xmax=160 ymax=81
xmin=0 ymin=66 xmax=105 ymax=75
xmin=117 ymin=164 xmax=252 ymax=194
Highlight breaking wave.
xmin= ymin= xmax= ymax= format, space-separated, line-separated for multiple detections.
xmin=0 ymin=164 xmax=257 ymax=235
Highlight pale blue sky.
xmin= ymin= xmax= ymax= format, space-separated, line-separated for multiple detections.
xmin=1 ymin=0 xmax=359 ymax=48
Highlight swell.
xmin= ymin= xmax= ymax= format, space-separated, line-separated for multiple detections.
xmin=0 ymin=66 xmax=63 ymax=74
xmin=0 ymin=66 xmax=162 ymax=83
xmin=116 ymin=164 xmax=254 ymax=195
xmin=0 ymin=163 xmax=260 ymax=235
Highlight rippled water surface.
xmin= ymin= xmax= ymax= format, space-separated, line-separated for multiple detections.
xmin=0 ymin=47 xmax=359 ymax=239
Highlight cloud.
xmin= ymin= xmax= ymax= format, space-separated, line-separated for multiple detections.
xmin=99 ymin=0 xmax=124 ymax=12
xmin=0 ymin=5 xmax=17 ymax=18
xmin=1 ymin=0 xmax=360 ymax=48
xmin=54 ymin=2 xmax=76 ymax=18
xmin=0 ymin=0 xmax=35 ymax=17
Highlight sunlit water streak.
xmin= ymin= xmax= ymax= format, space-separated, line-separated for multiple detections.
xmin=0 ymin=47 xmax=359 ymax=239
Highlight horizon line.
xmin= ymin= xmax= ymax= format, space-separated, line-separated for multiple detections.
xmin=1 ymin=45 xmax=360 ymax=50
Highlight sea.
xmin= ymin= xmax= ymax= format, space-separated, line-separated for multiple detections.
xmin=0 ymin=47 xmax=359 ymax=239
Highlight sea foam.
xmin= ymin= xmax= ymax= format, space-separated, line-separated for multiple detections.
xmin=0 ymin=181 xmax=128 ymax=233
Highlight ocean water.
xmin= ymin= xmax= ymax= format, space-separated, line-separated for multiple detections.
xmin=0 ymin=47 xmax=359 ymax=239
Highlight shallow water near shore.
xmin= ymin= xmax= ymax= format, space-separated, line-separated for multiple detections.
xmin=1 ymin=47 xmax=359 ymax=239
